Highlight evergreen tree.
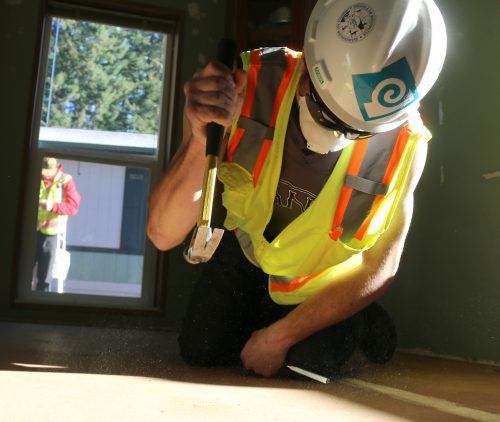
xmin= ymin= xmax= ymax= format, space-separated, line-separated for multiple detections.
xmin=41 ymin=17 xmax=165 ymax=134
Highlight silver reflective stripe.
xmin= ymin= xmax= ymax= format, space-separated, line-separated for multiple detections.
xmin=235 ymin=117 xmax=275 ymax=173
xmin=345 ymin=174 xmax=388 ymax=196
xmin=235 ymin=229 xmax=258 ymax=264
xmin=232 ymin=48 xmax=289 ymax=172
xmin=253 ymin=47 xmax=288 ymax=125
xmin=341 ymin=127 xmax=400 ymax=240
xmin=269 ymin=274 xmax=294 ymax=285
xmin=238 ymin=116 xmax=275 ymax=140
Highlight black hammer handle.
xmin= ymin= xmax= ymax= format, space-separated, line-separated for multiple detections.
xmin=205 ymin=39 xmax=237 ymax=157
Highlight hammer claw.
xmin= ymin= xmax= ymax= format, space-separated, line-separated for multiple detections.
xmin=184 ymin=226 xmax=224 ymax=264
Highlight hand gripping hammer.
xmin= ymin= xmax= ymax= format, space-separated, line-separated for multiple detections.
xmin=184 ymin=39 xmax=237 ymax=264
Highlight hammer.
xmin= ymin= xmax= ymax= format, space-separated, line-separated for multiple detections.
xmin=184 ymin=39 xmax=237 ymax=264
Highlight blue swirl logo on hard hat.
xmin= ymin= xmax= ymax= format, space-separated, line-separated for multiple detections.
xmin=352 ymin=57 xmax=419 ymax=121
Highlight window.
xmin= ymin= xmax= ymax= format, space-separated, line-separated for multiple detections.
xmin=16 ymin=2 xmax=180 ymax=309
xmin=39 ymin=16 xmax=166 ymax=156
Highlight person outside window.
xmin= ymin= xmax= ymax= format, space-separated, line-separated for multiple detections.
xmin=33 ymin=157 xmax=81 ymax=292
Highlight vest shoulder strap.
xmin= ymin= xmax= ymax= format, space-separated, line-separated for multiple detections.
xmin=330 ymin=125 xmax=412 ymax=241
xmin=228 ymin=47 xmax=300 ymax=186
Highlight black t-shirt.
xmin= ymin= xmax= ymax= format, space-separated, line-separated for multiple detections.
xmin=265 ymin=101 xmax=341 ymax=240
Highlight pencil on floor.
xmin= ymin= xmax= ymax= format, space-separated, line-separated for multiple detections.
xmin=286 ymin=365 xmax=331 ymax=384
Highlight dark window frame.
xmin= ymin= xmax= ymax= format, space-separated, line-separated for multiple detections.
xmin=11 ymin=0 xmax=184 ymax=314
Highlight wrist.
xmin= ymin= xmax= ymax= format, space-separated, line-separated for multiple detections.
xmin=265 ymin=318 xmax=298 ymax=352
xmin=181 ymin=131 xmax=206 ymax=160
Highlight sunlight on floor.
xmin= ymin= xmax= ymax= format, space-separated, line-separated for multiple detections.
xmin=0 ymin=370 xmax=412 ymax=422
xmin=1 ymin=323 xmax=499 ymax=422
xmin=10 ymin=362 xmax=69 ymax=369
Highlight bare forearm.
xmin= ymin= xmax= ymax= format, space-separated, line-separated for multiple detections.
xmin=147 ymin=136 xmax=205 ymax=250
xmin=240 ymin=139 xmax=427 ymax=377
xmin=263 ymin=143 xmax=428 ymax=354
xmin=268 ymin=262 xmax=393 ymax=352
xmin=147 ymin=63 xmax=246 ymax=251
xmin=240 ymin=252 xmax=398 ymax=377
xmin=266 ymin=194 xmax=413 ymax=353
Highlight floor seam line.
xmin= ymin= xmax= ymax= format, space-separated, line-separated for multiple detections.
xmin=341 ymin=378 xmax=500 ymax=422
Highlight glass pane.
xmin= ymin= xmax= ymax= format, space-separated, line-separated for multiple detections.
xmin=38 ymin=17 xmax=166 ymax=155
xmin=32 ymin=157 xmax=149 ymax=298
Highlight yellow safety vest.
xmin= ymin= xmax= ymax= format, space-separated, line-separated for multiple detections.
xmin=218 ymin=47 xmax=431 ymax=304
xmin=37 ymin=172 xmax=71 ymax=235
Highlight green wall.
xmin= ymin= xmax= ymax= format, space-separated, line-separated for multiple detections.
xmin=0 ymin=0 xmax=498 ymax=364
xmin=381 ymin=0 xmax=500 ymax=363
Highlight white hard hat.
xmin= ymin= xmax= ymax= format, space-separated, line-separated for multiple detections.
xmin=303 ymin=0 xmax=447 ymax=133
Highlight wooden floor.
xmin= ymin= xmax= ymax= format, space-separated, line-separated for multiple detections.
xmin=0 ymin=322 xmax=499 ymax=421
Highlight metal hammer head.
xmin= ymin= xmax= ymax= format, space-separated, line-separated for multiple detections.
xmin=184 ymin=226 xmax=224 ymax=264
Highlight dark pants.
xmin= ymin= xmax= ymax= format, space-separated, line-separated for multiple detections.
xmin=178 ymin=232 xmax=396 ymax=377
xmin=33 ymin=231 xmax=57 ymax=291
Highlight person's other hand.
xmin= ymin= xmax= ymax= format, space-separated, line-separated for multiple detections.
xmin=184 ymin=61 xmax=247 ymax=142
xmin=240 ymin=327 xmax=289 ymax=377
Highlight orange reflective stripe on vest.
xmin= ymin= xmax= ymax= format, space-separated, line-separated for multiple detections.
xmin=330 ymin=125 xmax=408 ymax=242
xmin=253 ymin=51 xmax=298 ymax=186
xmin=228 ymin=47 xmax=299 ymax=186
xmin=253 ymin=140 xmax=273 ymax=186
xmin=227 ymin=49 xmax=261 ymax=163
xmin=228 ymin=50 xmax=262 ymax=163
xmin=269 ymin=269 xmax=330 ymax=293
xmin=353 ymin=126 xmax=411 ymax=240
xmin=241 ymin=49 xmax=262 ymax=119
xmin=330 ymin=138 xmax=370 ymax=240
